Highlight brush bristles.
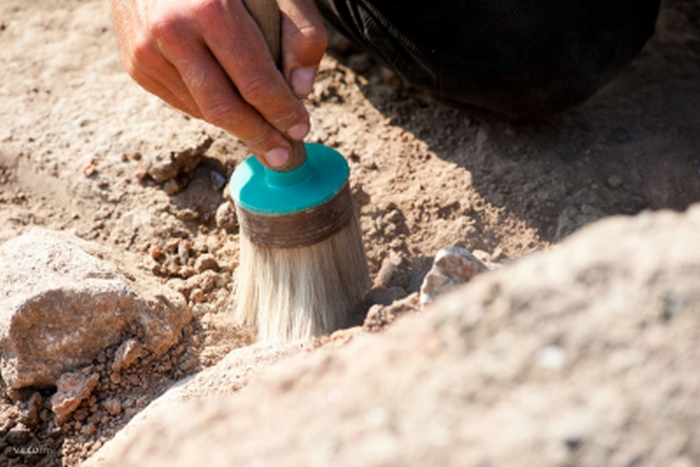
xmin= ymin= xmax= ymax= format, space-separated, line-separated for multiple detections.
xmin=234 ymin=214 xmax=370 ymax=343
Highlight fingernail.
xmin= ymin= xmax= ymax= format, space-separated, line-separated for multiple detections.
xmin=265 ymin=147 xmax=289 ymax=168
xmin=287 ymin=123 xmax=309 ymax=141
xmin=291 ymin=67 xmax=316 ymax=97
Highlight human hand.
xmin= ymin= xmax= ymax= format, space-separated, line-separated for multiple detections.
xmin=110 ymin=0 xmax=327 ymax=169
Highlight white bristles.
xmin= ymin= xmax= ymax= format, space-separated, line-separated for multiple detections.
xmin=234 ymin=214 xmax=370 ymax=343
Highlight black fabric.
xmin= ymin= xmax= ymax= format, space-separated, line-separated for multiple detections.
xmin=315 ymin=0 xmax=661 ymax=119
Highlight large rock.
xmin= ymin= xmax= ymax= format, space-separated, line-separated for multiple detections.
xmin=85 ymin=205 xmax=700 ymax=467
xmin=0 ymin=229 xmax=191 ymax=389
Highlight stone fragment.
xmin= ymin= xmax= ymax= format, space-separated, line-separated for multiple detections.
xmin=210 ymin=171 xmax=227 ymax=190
xmin=373 ymin=252 xmax=410 ymax=289
xmin=215 ymin=201 xmax=238 ymax=232
xmin=0 ymin=229 xmax=191 ymax=390
xmin=103 ymin=398 xmax=122 ymax=416
xmin=147 ymin=136 xmax=213 ymax=183
xmin=112 ymin=339 xmax=144 ymax=373
xmin=51 ymin=369 xmax=100 ymax=423
xmin=363 ymin=293 xmax=420 ymax=332
xmin=419 ymin=247 xmax=489 ymax=305
xmin=194 ymin=254 xmax=219 ymax=273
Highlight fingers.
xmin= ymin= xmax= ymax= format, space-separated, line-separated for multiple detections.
xmin=194 ymin=0 xmax=311 ymax=141
xmin=278 ymin=0 xmax=328 ymax=97
xmin=126 ymin=38 xmax=202 ymax=117
xmin=147 ymin=0 xmax=305 ymax=168
xmin=111 ymin=0 xmax=202 ymax=119
xmin=111 ymin=0 xmax=325 ymax=169
xmin=170 ymin=36 xmax=296 ymax=167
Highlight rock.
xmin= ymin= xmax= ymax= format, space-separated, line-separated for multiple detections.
xmin=5 ymin=422 xmax=30 ymax=446
xmin=209 ymin=171 xmax=227 ymax=190
xmin=215 ymin=202 xmax=238 ymax=232
xmin=50 ymin=369 xmax=100 ymax=423
xmin=363 ymin=293 xmax=420 ymax=332
xmin=112 ymin=339 xmax=144 ymax=373
xmin=194 ymin=254 xmax=218 ymax=274
xmin=83 ymin=205 xmax=700 ymax=467
xmin=419 ymin=246 xmax=489 ymax=305
xmin=147 ymin=136 xmax=213 ymax=183
xmin=0 ymin=229 xmax=191 ymax=390
xmin=103 ymin=398 xmax=122 ymax=416
xmin=373 ymin=252 xmax=410 ymax=289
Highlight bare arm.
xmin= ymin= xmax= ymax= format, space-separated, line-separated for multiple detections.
xmin=110 ymin=0 xmax=327 ymax=169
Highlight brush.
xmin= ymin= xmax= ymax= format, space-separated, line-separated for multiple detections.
xmin=230 ymin=0 xmax=370 ymax=342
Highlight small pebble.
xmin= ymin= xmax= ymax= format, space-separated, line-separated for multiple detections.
xmin=215 ymin=202 xmax=238 ymax=232
xmin=103 ymin=398 xmax=122 ymax=416
xmin=210 ymin=171 xmax=226 ymax=190
xmin=192 ymin=303 xmax=211 ymax=317
xmin=195 ymin=254 xmax=218 ymax=273
xmin=189 ymin=288 xmax=206 ymax=303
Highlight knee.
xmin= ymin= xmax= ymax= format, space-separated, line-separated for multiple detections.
xmin=318 ymin=0 xmax=661 ymax=119
xmin=423 ymin=2 xmax=662 ymax=119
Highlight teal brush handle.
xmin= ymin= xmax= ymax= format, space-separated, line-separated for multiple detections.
xmin=232 ymin=0 xmax=352 ymax=248
xmin=230 ymin=143 xmax=348 ymax=216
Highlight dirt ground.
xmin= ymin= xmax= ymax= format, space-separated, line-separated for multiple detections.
xmin=0 ymin=0 xmax=699 ymax=465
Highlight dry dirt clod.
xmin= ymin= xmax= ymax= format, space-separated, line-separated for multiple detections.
xmin=194 ymin=254 xmax=218 ymax=273
xmin=103 ymin=398 xmax=122 ymax=416
xmin=162 ymin=179 xmax=181 ymax=195
xmin=374 ymin=251 xmax=411 ymax=289
xmin=19 ymin=391 xmax=43 ymax=426
xmin=364 ymin=293 xmax=420 ymax=332
xmin=147 ymin=136 xmax=213 ymax=183
xmin=215 ymin=201 xmax=238 ymax=232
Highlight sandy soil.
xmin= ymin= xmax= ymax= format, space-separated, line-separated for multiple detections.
xmin=0 ymin=0 xmax=699 ymax=465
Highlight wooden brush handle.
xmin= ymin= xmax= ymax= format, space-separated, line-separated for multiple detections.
xmin=243 ymin=0 xmax=307 ymax=172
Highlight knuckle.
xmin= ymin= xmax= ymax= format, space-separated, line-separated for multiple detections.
xmin=293 ymin=25 xmax=328 ymax=57
xmin=189 ymin=0 xmax=224 ymax=23
xmin=130 ymin=34 xmax=159 ymax=66
xmin=237 ymin=72 xmax=274 ymax=103
xmin=149 ymin=14 xmax=182 ymax=43
xmin=201 ymin=101 xmax=241 ymax=127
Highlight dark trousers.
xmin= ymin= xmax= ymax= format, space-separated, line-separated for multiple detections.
xmin=315 ymin=0 xmax=661 ymax=119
